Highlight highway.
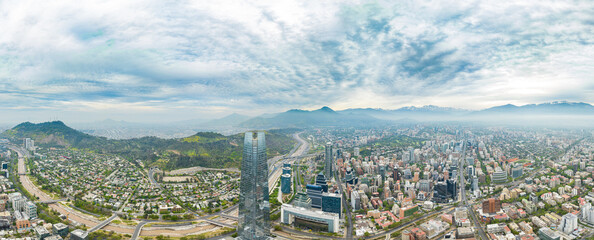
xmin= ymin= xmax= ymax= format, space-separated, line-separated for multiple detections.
xmin=7 ymin=131 xmax=310 ymax=239
xmin=89 ymin=214 xmax=117 ymax=232
xmin=458 ymin=141 xmax=488 ymax=240
xmin=143 ymin=132 xmax=310 ymax=238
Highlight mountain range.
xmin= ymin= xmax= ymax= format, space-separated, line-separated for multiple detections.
xmin=8 ymin=101 xmax=592 ymax=140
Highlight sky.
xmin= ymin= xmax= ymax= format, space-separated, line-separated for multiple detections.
xmin=1 ymin=0 xmax=593 ymax=123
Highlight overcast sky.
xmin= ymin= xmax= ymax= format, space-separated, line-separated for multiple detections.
xmin=1 ymin=0 xmax=593 ymax=123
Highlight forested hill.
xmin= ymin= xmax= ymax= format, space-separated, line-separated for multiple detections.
xmin=1 ymin=121 xmax=296 ymax=169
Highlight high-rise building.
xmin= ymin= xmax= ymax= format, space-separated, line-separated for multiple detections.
xmin=25 ymin=202 xmax=37 ymax=219
xmin=325 ymin=143 xmax=333 ymax=179
xmin=511 ymin=166 xmax=523 ymax=179
xmin=481 ymin=198 xmax=501 ymax=214
xmin=1 ymin=162 xmax=7 ymax=170
xmin=447 ymin=179 xmax=457 ymax=199
xmin=238 ymin=132 xmax=270 ymax=240
xmin=419 ymin=180 xmax=430 ymax=193
xmin=409 ymin=147 xmax=415 ymax=162
xmin=315 ymin=173 xmax=328 ymax=192
xmin=558 ymin=213 xmax=578 ymax=234
xmin=492 ymin=167 xmax=507 ymax=183
xmin=282 ymin=167 xmax=291 ymax=175
xmin=433 ymin=181 xmax=448 ymax=203
xmin=321 ymin=192 xmax=342 ymax=217
xmin=306 ymin=184 xmax=323 ymax=209
xmin=467 ymin=166 xmax=474 ymax=177
xmin=354 ymin=147 xmax=360 ymax=157
xmin=23 ymin=138 xmax=34 ymax=151
xmin=581 ymin=203 xmax=594 ymax=224
xmin=351 ymin=191 xmax=361 ymax=210
xmin=281 ymin=174 xmax=292 ymax=194
xmin=393 ymin=167 xmax=401 ymax=182
xmin=12 ymin=196 xmax=26 ymax=212
xmin=472 ymin=176 xmax=479 ymax=192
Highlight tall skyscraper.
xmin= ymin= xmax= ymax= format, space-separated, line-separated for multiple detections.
xmin=325 ymin=142 xmax=333 ymax=179
xmin=238 ymin=132 xmax=270 ymax=240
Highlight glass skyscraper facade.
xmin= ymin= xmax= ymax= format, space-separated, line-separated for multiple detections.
xmin=238 ymin=132 xmax=270 ymax=240
xmin=324 ymin=142 xmax=333 ymax=179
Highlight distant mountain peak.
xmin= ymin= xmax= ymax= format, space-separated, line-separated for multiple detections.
xmin=316 ymin=106 xmax=336 ymax=113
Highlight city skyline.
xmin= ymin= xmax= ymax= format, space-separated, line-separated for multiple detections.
xmin=1 ymin=1 xmax=593 ymax=123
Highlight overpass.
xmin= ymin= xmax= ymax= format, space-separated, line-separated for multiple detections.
xmin=130 ymin=221 xmax=149 ymax=240
xmin=37 ymin=198 xmax=68 ymax=204
xmin=89 ymin=214 xmax=117 ymax=232
xmin=219 ymin=214 xmax=238 ymax=221
xmin=204 ymin=219 xmax=236 ymax=228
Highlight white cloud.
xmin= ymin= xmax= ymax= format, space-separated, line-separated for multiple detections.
xmin=0 ymin=0 xmax=592 ymax=122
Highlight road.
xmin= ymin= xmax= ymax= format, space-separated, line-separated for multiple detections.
xmin=280 ymin=206 xmax=456 ymax=240
xmin=7 ymin=131 xmax=310 ymax=239
xmin=10 ymin=144 xmax=237 ymax=237
xmin=458 ymin=141 xmax=488 ymax=240
xmin=89 ymin=214 xmax=117 ymax=232
xmin=334 ymin=168 xmax=353 ymax=239
xmin=268 ymin=132 xmax=310 ymax=193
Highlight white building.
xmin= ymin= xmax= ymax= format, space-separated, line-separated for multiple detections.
xmin=281 ymin=204 xmax=340 ymax=233
xmin=582 ymin=203 xmax=594 ymax=224
xmin=558 ymin=213 xmax=578 ymax=234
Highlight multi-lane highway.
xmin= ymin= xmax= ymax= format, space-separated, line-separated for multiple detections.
xmin=458 ymin=141 xmax=488 ymax=240
xmin=7 ymin=131 xmax=311 ymax=239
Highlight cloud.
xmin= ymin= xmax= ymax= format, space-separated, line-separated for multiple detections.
xmin=0 ymin=0 xmax=593 ymax=122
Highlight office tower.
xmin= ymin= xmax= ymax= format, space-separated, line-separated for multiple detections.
xmin=558 ymin=213 xmax=578 ymax=234
xmin=354 ymin=147 xmax=360 ymax=157
xmin=325 ymin=143 xmax=333 ymax=179
xmin=351 ymin=191 xmax=361 ymax=210
xmin=306 ymin=184 xmax=323 ymax=208
xmin=238 ymin=132 xmax=270 ymax=240
xmin=466 ymin=157 xmax=474 ymax=166
xmin=419 ymin=180 xmax=430 ymax=193
xmin=393 ymin=167 xmax=401 ymax=181
xmin=293 ymin=192 xmax=312 ymax=209
xmin=481 ymin=198 xmax=501 ymax=214
xmin=408 ymin=147 xmax=415 ymax=162
xmin=321 ymin=192 xmax=342 ymax=217
xmin=446 ymin=179 xmax=457 ymax=199
xmin=467 ymin=166 xmax=474 ymax=177
xmin=433 ymin=181 xmax=448 ymax=203
xmin=492 ymin=167 xmax=507 ymax=183
xmin=315 ymin=173 xmax=329 ymax=192
xmin=404 ymin=169 xmax=412 ymax=179
xmin=511 ymin=166 xmax=523 ymax=179
xmin=281 ymin=174 xmax=291 ymax=194
xmin=379 ymin=164 xmax=385 ymax=181
xmin=472 ymin=176 xmax=479 ymax=192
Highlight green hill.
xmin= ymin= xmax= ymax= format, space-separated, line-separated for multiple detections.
xmin=1 ymin=121 xmax=296 ymax=169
